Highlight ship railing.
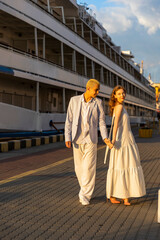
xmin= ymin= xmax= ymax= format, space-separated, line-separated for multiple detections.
xmin=29 ymin=0 xmax=65 ymax=24
xmin=0 ymin=42 xmax=155 ymax=106
xmin=0 ymin=42 xmax=39 ymax=59
xmin=28 ymin=2 xmax=136 ymax=74
xmin=0 ymin=91 xmax=34 ymax=110
xmin=0 ymin=42 xmax=83 ymax=77
xmin=28 ymin=1 xmax=153 ymax=88
xmin=0 ymin=40 xmax=156 ymax=104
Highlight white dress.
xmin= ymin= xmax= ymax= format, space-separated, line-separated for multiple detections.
xmin=106 ymin=107 xmax=146 ymax=199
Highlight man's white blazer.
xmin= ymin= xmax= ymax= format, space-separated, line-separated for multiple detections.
xmin=65 ymin=94 xmax=108 ymax=144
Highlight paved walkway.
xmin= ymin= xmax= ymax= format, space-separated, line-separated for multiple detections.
xmin=0 ymin=133 xmax=159 ymax=240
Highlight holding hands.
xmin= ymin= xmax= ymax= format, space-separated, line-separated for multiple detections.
xmin=104 ymin=138 xmax=114 ymax=149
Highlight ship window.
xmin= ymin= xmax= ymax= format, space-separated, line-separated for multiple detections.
xmin=118 ymin=78 xmax=121 ymax=85
xmin=53 ymin=97 xmax=57 ymax=107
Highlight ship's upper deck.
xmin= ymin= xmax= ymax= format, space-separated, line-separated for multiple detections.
xmin=0 ymin=0 xmax=155 ymax=102
xmin=0 ymin=0 xmax=156 ymax=132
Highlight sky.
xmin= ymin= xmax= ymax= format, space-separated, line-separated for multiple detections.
xmin=77 ymin=0 xmax=160 ymax=83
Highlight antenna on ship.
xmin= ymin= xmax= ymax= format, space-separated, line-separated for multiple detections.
xmin=148 ymin=73 xmax=153 ymax=84
xmin=140 ymin=60 xmax=144 ymax=74
xmin=79 ymin=2 xmax=89 ymax=10
xmin=89 ymin=8 xmax=93 ymax=16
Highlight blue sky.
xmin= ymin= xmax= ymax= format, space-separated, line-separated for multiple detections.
xmin=77 ymin=0 xmax=160 ymax=83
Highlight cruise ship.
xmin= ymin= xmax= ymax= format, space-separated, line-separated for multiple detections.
xmin=0 ymin=0 xmax=156 ymax=132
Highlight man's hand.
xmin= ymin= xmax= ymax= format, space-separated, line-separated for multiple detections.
xmin=104 ymin=138 xmax=113 ymax=149
xmin=65 ymin=141 xmax=72 ymax=148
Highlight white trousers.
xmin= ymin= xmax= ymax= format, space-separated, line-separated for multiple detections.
xmin=73 ymin=142 xmax=97 ymax=202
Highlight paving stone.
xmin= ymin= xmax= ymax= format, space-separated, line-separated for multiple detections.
xmin=0 ymin=134 xmax=159 ymax=240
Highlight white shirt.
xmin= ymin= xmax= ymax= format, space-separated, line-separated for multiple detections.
xmin=74 ymin=94 xmax=93 ymax=144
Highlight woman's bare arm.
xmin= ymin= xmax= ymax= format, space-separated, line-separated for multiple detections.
xmin=112 ymin=104 xmax=123 ymax=144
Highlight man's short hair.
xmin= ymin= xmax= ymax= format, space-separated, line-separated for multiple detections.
xmin=86 ymin=79 xmax=100 ymax=89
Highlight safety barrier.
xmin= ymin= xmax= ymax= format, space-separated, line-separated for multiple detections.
xmin=0 ymin=134 xmax=64 ymax=152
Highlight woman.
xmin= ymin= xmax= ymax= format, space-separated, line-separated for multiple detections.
xmin=106 ymin=85 xmax=146 ymax=205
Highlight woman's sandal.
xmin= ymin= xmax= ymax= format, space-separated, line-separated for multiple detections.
xmin=107 ymin=197 xmax=120 ymax=204
xmin=123 ymin=199 xmax=131 ymax=206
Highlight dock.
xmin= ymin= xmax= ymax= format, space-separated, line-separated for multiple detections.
xmin=0 ymin=132 xmax=159 ymax=240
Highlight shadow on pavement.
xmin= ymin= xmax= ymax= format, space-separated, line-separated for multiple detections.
xmin=0 ymin=192 xmax=24 ymax=202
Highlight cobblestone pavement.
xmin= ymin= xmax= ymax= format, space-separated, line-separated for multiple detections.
xmin=0 ymin=134 xmax=159 ymax=240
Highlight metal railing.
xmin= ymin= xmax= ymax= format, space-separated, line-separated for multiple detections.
xmin=0 ymin=92 xmax=34 ymax=110
xmin=0 ymin=42 xmax=155 ymax=106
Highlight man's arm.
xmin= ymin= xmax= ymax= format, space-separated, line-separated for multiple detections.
xmin=65 ymin=98 xmax=73 ymax=148
xmin=98 ymin=100 xmax=113 ymax=149
xmin=98 ymin=99 xmax=108 ymax=139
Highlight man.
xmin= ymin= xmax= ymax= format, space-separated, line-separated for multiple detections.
xmin=65 ymin=79 xmax=112 ymax=205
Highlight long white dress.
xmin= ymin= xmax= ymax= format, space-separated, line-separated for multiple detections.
xmin=106 ymin=107 xmax=146 ymax=199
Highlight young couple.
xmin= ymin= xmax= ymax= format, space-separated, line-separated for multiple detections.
xmin=65 ymin=79 xmax=146 ymax=206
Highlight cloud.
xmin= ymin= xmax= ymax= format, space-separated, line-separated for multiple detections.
xmin=144 ymin=61 xmax=160 ymax=69
xmin=87 ymin=0 xmax=160 ymax=83
xmin=89 ymin=4 xmax=133 ymax=34
xmin=89 ymin=0 xmax=160 ymax=34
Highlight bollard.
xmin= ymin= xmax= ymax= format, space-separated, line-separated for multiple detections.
xmin=158 ymin=190 xmax=160 ymax=223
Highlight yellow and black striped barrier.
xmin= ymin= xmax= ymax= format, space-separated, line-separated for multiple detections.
xmin=0 ymin=134 xmax=64 ymax=153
